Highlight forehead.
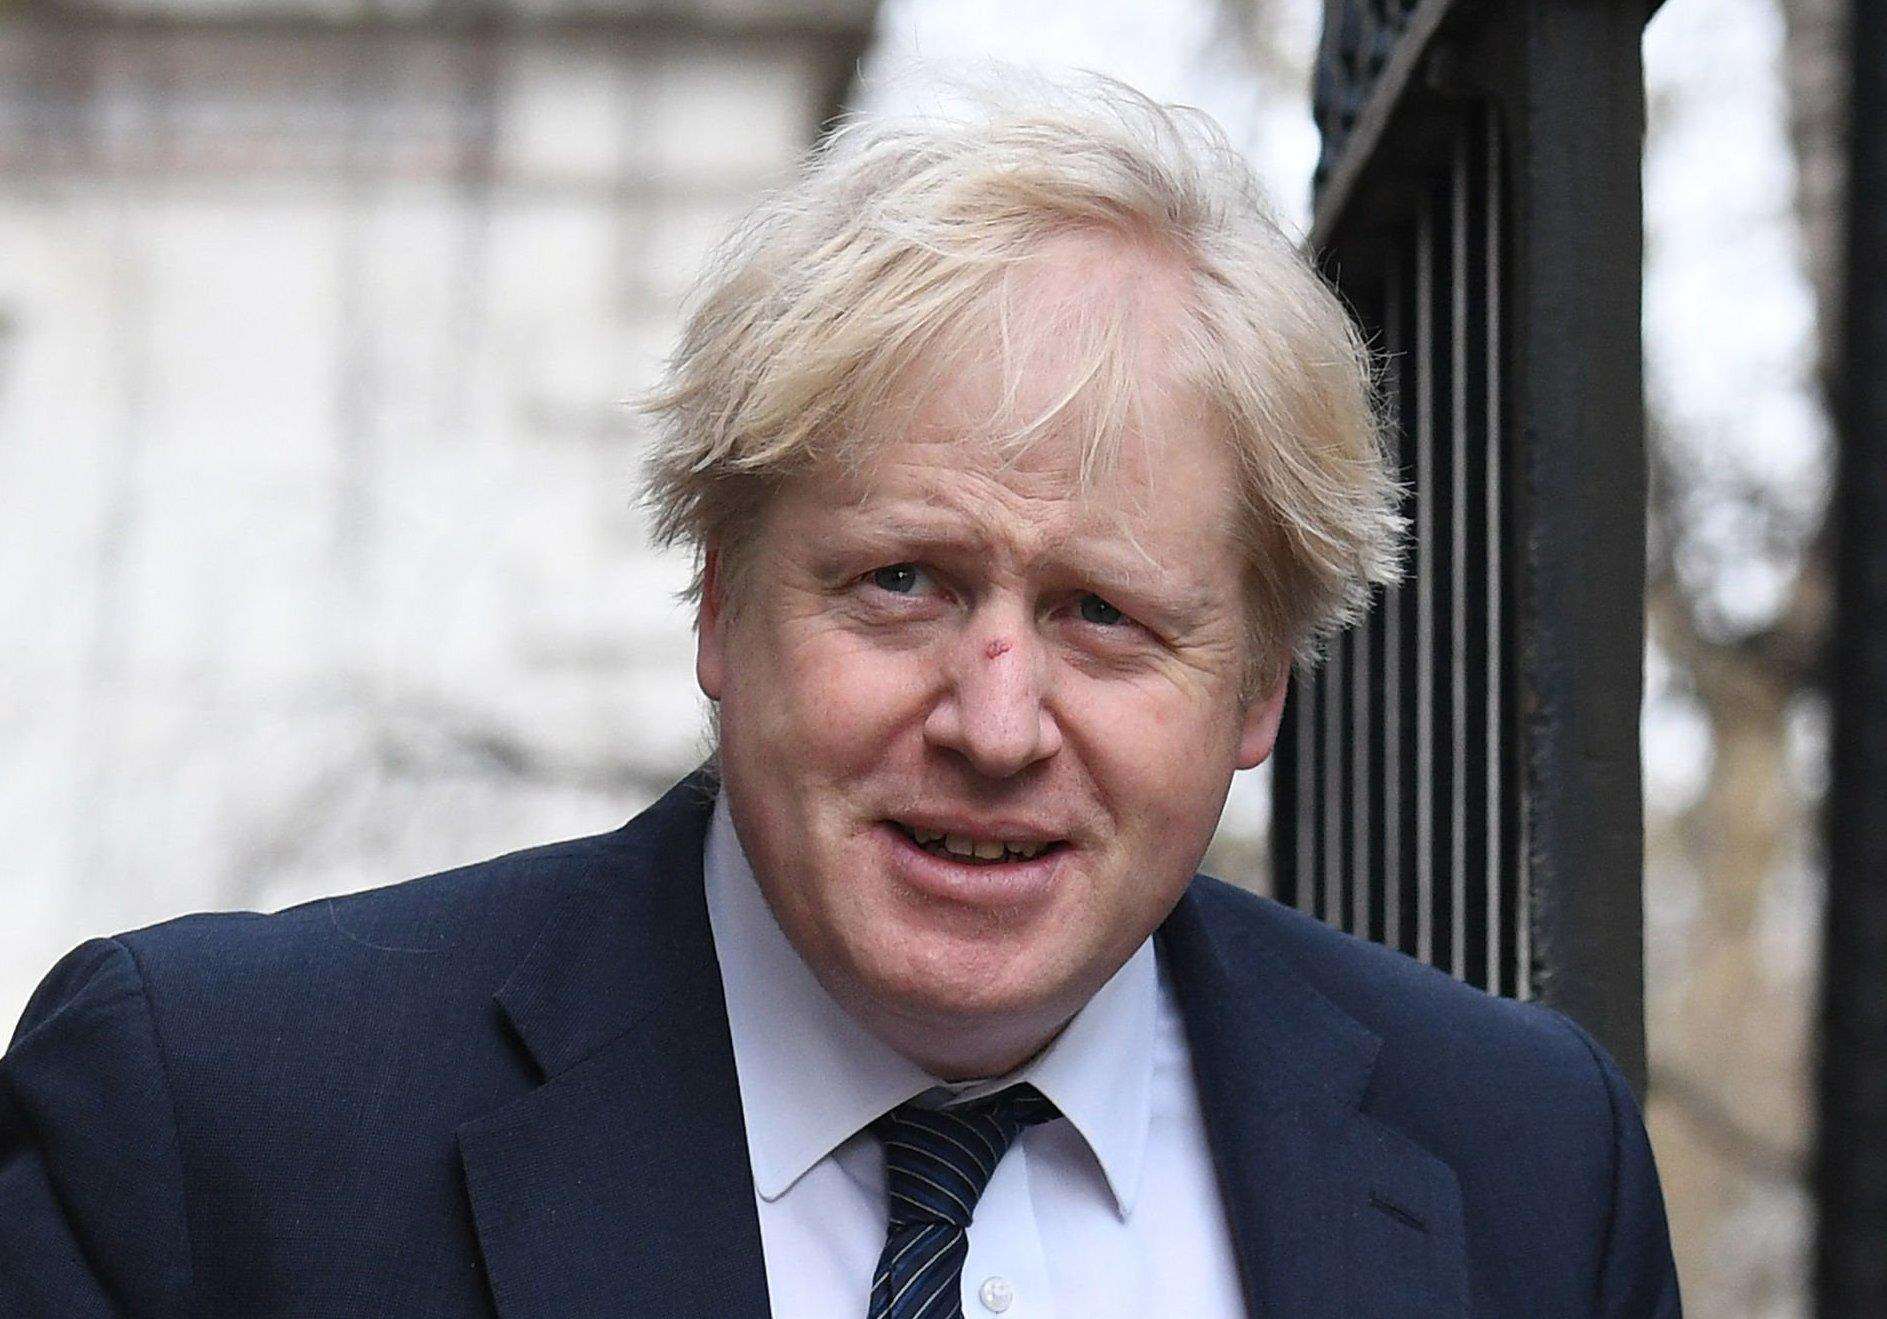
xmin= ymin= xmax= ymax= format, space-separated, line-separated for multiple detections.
xmin=834 ymin=423 xmax=1219 ymax=534
xmin=885 ymin=315 xmax=1218 ymax=501
xmin=804 ymin=407 xmax=1241 ymax=600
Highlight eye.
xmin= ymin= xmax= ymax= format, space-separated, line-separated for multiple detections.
xmin=1077 ymin=593 xmax=1127 ymax=627
xmin=868 ymin=563 xmax=926 ymax=595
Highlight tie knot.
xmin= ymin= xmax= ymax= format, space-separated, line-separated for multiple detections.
xmin=872 ymin=1083 xmax=1061 ymax=1229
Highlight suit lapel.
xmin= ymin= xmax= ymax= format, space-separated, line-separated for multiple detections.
xmin=457 ymin=776 xmax=771 ymax=1318
xmin=1159 ymin=885 xmax=1467 ymax=1318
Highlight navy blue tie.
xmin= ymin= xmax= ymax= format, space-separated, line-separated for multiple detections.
xmin=867 ymin=1083 xmax=1060 ymax=1319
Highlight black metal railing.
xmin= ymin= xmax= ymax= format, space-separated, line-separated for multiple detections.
xmin=1277 ymin=0 xmax=1655 ymax=1091
xmin=1816 ymin=2 xmax=1887 ymax=1307
xmin=1279 ymin=103 xmax=1519 ymax=994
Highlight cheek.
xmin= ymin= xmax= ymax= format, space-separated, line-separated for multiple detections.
xmin=1068 ymin=679 xmax=1242 ymax=838
xmin=739 ymin=627 xmax=936 ymax=778
xmin=1070 ymin=667 xmax=1244 ymax=769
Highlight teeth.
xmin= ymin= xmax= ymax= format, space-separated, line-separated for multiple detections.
xmin=902 ymin=823 xmax=1054 ymax=863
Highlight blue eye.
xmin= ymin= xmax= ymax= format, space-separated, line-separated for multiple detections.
xmin=1078 ymin=594 xmax=1126 ymax=626
xmin=870 ymin=563 xmax=922 ymax=594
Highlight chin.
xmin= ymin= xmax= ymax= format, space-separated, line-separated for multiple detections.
xmin=849 ymin=927 xmax=1078 ymax=1028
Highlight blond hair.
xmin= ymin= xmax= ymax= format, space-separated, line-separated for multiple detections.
xmin=640 ymin=74 xmax=1403 ymax=686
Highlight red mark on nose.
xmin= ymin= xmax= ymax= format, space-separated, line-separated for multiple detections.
xmin=985 ymin=638 xmax=1012 ymax=660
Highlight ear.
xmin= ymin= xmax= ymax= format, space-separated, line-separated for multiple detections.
xmin=696 ymin=549 xmax=728 ymax=702
xmin=1235 ymin=669 xmax=1290 ymax=770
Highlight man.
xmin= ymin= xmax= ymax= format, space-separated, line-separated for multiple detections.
xmin=1 ymin=83 xmax=1679 ymax=1316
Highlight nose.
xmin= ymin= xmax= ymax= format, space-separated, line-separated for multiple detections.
xmin=923 ymin=612 xmax=1063 ymax=778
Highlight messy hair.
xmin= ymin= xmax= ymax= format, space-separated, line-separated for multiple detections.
xmin=639 ymin=72 xmax=1403 ymax=687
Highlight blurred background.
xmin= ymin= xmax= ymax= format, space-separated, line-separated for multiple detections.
xmin=0 ymin=0 xmax=1843 ymax=1312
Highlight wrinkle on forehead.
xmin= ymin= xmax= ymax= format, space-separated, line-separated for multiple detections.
xmin=837 ymin=439 xmax=1159 ymax=565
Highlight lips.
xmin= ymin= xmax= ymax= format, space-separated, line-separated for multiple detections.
xmin=891 ymin=821 xmax=1063 ymax=863
xmin=879 ymin=819 xmax=1068 ymax=909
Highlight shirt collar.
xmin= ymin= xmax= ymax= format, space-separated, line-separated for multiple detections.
xmin=702 ymin=793 xmax=1155 ymax=1219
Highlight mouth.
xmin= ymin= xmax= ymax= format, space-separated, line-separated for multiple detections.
xmin=886 ymin=820 xmax=1068 ymax=865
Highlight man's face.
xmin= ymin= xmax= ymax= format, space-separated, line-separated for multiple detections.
xmin=697 ymin=301 xmax=1285 ymax=1077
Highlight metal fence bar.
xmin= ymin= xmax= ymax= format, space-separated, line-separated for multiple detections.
xmin=1501 ymin=37 xmax=1527 ymax=1011
xmin=1414 ymin=190 xmax=1437 ymax=968
xmin=1483 ymin=105 xmax=1508 ymax=999
xmin=1512 ymin=1 xmax=1648 ymax=1088
xmin=1298 ymin=664 xmax=1313 ymax=913
xmin=1321 ymin=631 xmax=1346 ymax=927
xmin=1449 ymin=127 xmax=1471 ymax=982
xmin=1816 ymin=0 xmax=1887 ymax=1301
xmin=1351 ymin=605 xmax=1373 ymax=938
xmin=1381 ymin=248 xmax=1406 ymax=956
xmin=1287 ymin=97 xmax=1514 ymax=991
xmin=1458 ymin=105 xmax=1496 ymax=994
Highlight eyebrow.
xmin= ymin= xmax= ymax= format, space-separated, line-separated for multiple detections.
xmin=843 ymin=509 xmax=1221 ymax=618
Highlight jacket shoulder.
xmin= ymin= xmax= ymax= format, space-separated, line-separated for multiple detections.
xmin=52 ymin=773 xmax=717 ymax=1079
xmin=1185 ymin=874 xmax=1609 ymax=1093
xmin=1 ymin=815 xmax=697 ymax=1317
xmin=1184 ymin=877 xmax=1678 ymax=1312
xmin=1181 ymin=874 xmax=1638 ymax=1186
xmin=107 ymin=827 xmax=639 ymax=1013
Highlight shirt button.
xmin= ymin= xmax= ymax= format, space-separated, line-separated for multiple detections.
xmin=978 ymin=1276 xmax=1014 ymax=1313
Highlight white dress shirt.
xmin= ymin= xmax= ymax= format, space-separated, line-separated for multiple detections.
xmin=702 ymin=796 xmax=1247 ymax=1318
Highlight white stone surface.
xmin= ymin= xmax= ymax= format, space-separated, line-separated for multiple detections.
xmin=0 ymin=11 xmax=849 ymax=1030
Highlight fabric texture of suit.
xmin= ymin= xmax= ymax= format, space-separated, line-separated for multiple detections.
xmin=0 ymin=773 xmax=1680 ymax=1317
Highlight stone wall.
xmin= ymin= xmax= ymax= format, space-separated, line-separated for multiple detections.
xmin=0 ymin=1 xmax=873 ymax=1026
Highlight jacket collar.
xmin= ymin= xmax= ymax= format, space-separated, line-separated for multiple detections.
xmin=1159 ymin=882 xmax=1467 ymax=1316
xmin=457 ymin=771 xmax=772 ymax=1319
xmin=459 ymin=774 xmax=1465 ymax=1317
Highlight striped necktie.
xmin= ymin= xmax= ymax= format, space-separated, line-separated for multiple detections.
xmin=867 ymin=1083 xmax=1060 ymax=1319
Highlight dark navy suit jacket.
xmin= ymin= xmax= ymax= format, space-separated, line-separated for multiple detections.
xmin=1 ymin=775 xmax=1680 ymax=1316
